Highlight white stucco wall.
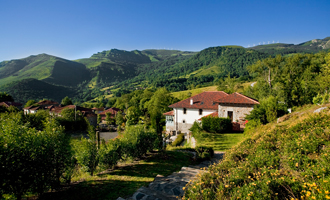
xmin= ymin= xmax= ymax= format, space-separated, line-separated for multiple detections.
xmin=171 ymin=108 xmax=217 ymax=133
xmin=218 ymin=104 xmax=254 ymax=122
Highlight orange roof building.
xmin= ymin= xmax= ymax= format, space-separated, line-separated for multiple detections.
xmin=164 ymin=91 xmax=259 ymax=133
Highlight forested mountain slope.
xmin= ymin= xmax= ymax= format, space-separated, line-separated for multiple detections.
xmin=121 ymin=46 xmax=269 ymax=92
xmin=1 ymin=78 xmax=75 ymax=103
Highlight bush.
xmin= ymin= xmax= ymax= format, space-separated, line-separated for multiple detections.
xmin=201 ymin=116 xmax=232 ymax=133
xmin=120 ymin=125 xmax=158 ymax=159
xmin=195 ymin=146 xmax=214 ymax=160
xmin=189 ymin=121 xmax=202 ymax=132
xmin=313 ymin=93 xmax=329 ymax=105
xmin=98 ymin=138 xmax=121 ymax=170
xmin=246 ymin=96 xmax=288 ymax=124
xmin=171 ymin=133 xmax=185 ymax=147
xmin=0 ymin=113 xmax=73 ymax=199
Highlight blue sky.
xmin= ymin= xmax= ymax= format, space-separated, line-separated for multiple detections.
xmin=0 ymin=0 xmax=329 ymax=62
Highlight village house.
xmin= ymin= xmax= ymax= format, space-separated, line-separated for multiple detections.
xmin=92 ymin=107 xmax=105 ymax=114
xmin=23 ymin=100 xmax=60 ymax=114
xmin=23 ymin=100 xmax=97 ymax=126
xmin=0 ymin=101 xmax=23 ymax=110
xmin=164 ymin=91 xmax=259 ymax=133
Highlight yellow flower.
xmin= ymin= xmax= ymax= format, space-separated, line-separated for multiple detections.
xmin=326 ymin=195 xmax=330 ymax=199
xmin=225 ymin=185 xmax=229 ymax=188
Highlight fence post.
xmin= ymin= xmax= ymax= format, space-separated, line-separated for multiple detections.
xmin=96 ymin=131 xmax=100 ymax=149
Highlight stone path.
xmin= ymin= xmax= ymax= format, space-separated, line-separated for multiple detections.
xmin=117 ymin=151 xmax=224 ymax=200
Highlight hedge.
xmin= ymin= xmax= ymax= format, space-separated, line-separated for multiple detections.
xmin=171 ymin=133 xmax=185 ymax=147
xmin=201 ymin=116 xmax=232 ymax=133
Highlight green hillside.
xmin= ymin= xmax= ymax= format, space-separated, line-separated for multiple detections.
xmin=0 ymin=54 xmax=90 ymax=87
xmin=184 ymin=104 xmax=330 ymax=199
xmin=2 ymin=78 xmax=75 ymax=103
xmin=251 ymin=37 xmax=330 ymax=56
xmin=124 ymin=46 xmax=268 ymax=92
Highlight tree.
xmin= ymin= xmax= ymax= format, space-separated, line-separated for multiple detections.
xmin=248 ymin=55 xmax=283 ymax=90
xmin=7 ymin=106 xmax=19 ymax=113
xmin=97 ymin=114 xmax=102 ymax=124
xmin=217 ymin=73 xmax=242 ymax=94
xmin=105 ymin=112 xmax=112 ymax=126
xmin=146 ymin=88 xmax=178 ymax=150
xmin=61 ymin=96 xmax=73 ymax=106
xmin=0 ymin=92 xmax=14 ymax=102
xmin=24 ymin=100 xmax=37 ymax=108
xmin=115 ymin=112 xmax=124 ymax=127
xmin=126 ymin=106 xmax=139 ymax=126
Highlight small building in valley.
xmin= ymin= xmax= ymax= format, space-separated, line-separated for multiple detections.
xmin=165 ymin=91 xmax=259 ymax=133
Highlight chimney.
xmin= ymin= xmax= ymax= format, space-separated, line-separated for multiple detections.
xmin=190 ymin=99 xmax=193 ymax=105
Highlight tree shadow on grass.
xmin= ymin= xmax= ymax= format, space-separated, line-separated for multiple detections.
xmin=39 ymin=179 xmax=148 ymax=200
xmin=39 ymin=151 xmax=193 ymax=200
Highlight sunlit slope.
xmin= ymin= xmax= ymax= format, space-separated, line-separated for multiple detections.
xmin=184 ymin=104 xmax=330 ymax=199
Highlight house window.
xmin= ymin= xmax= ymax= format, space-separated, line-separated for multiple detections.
xmin=199 ymin=109 xmax=203 ymax=115
xmin=183 ymin=108 xmax=187 ymax=114
xmin=183 ymin=120 xmax=186 ymax=123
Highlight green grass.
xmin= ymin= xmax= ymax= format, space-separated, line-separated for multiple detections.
xmin=195 ymin=131 xmax=245 ymax=152
xmin=171 ymin=86 xmax=218 ymax=99
xmin=38 ymin=151 xmax=195 ymax=200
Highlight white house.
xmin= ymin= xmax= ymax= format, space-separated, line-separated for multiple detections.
xmin=164 ymin=91 xmax=259 ymax=133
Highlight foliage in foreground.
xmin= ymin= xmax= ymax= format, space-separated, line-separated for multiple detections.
xmin=73 ymin=125 xmax=159 ymax=176
xmin=0 ymin=113 xmax=72 ymax=199
xmin=183 ymin=112 xmax=330 ymax=200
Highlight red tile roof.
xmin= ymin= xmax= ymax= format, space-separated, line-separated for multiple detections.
xmin=198 ymin=111 xmax=218 ymax=120
xmin=37 ymin=100 xmax=59 ymax=105
xmin=163 ymin=110 xmax=174 ymax=116
xmin=92 ymin=107 xmax=104 ymax=111
xmin=0 ymin=101 xmax=22 ymax=108
xmin=168 ymin=91 xmax=228 ymax=110
xmin=99 ymin=107 xmax=123 ymax=115
xmin=51 ymin=105 xmax=93 ymax=114
xmin=215 ymin=92 xmax=259 ymax=105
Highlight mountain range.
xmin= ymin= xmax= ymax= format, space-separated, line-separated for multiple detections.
xmin=0 ymin=37 xmax=329 ymax=104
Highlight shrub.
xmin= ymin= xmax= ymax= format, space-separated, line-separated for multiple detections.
xmin=73 ymin=122 xmax=98 ymax=176
xmin=246 ymin=96 xmax=288 ymax=124
xmin=189 ymin=121 xmax=202 ymax=132
xmin=0 ymin=113 xmax=73 ymax=199
xmin=202 ymin=116 xmax=232 ymax=133
xmin=171 ymin=133 xmax=185 ymax=147
xmin=313 ymin=93 xmax=329 ymax=105
xmin=195 ymin=146 xmax=214 ymax=160
xmin=98 ymin=138 xmax=121 ymax=170
xmin=120 ymin=125 xmax=158 ymax=159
